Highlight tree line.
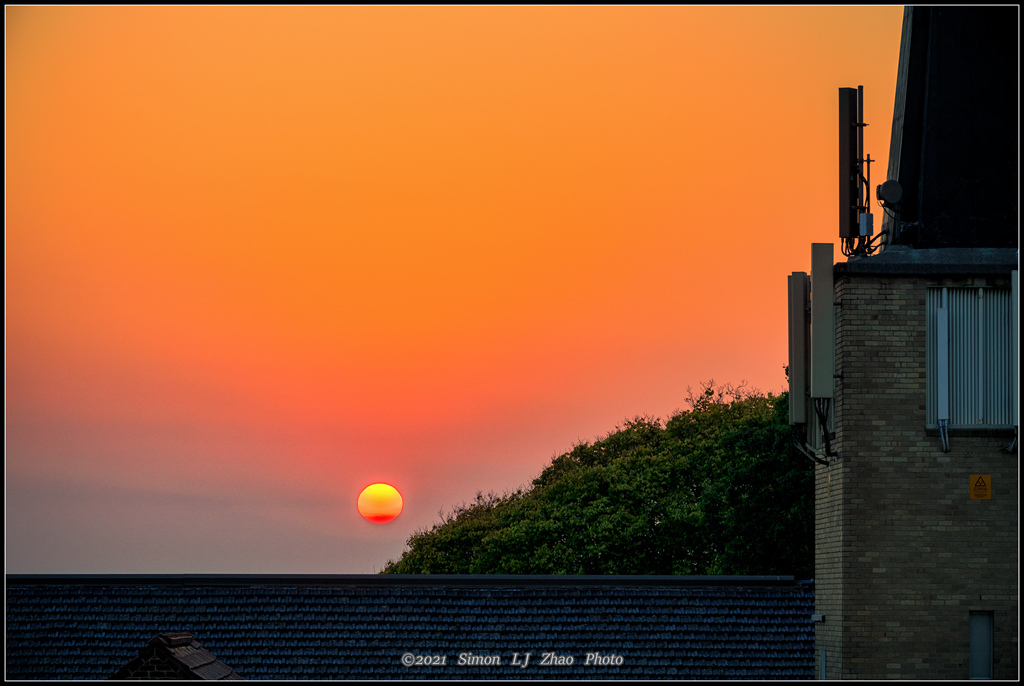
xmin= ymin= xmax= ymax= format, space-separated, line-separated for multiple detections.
xmin=382 ymin=381 xmax=813 ymax=579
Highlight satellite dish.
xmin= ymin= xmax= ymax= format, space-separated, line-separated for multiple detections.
xmin=876 ymin=180 xmax=903 ymax=206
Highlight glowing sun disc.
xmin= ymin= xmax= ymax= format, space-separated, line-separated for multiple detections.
xmin=357 ymin=483 xmax=403 ymax=524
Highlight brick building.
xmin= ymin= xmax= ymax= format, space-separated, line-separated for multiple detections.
xmin=789 ymin=7 xmax=1019 ymax=680
xmin=813 ymin=246 xmax=1017 ymax=679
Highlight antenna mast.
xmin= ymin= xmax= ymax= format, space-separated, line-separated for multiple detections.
xmin=839 ymin=86 xmax=881 ymax=257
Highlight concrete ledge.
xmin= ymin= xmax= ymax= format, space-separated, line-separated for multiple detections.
xmin=836 ymin=246 xmax=1017 ymax=276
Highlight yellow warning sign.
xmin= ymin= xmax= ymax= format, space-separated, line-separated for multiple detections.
xmin=970 ymin=475 xmax=991 ymax=500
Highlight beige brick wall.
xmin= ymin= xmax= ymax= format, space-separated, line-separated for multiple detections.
xmin=815 ymin=272 xmax=1018 ymax=680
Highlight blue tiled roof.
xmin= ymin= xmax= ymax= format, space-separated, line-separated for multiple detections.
xmin=5 ymin=574 xmax=814 ymax=680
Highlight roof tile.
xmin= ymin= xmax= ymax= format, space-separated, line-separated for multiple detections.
xmin=7 ymin=575 xmax=813 ymax=680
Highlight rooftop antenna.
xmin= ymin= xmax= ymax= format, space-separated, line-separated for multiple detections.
xmin=838 ymin=86 xmax=883 ymax=257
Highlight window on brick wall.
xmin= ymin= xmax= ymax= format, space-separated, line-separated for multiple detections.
xmin=926 ymin=287 xmax=1014 ymax=428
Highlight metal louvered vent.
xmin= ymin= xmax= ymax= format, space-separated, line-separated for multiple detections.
xmin=927 ymin=287 xmax=1014 ymax=428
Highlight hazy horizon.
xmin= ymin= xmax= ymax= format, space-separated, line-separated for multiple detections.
xmin=6 ymin=5 xmax=904 ymax=573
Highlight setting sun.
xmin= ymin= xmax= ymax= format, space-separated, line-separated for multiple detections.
xmin=5 ymin=5 xmax=905 ymax=574
xmin=357 ymin=483 xmax=404 ymax=524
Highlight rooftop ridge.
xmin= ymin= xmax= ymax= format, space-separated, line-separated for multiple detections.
xmin=6 ymin=573 xmax=804 ymax=587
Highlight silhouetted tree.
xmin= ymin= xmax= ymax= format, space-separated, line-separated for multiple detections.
xmin=382 ymin=381 xmax=813 ymax=578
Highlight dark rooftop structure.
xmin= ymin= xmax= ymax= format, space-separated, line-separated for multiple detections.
xmin=111 ymin=631 xmax=243 ymax=680
xmin=882 ymin=5 xmax=1018 ymax=249
xmin=6 ymin=574 xmax=815 ymax=680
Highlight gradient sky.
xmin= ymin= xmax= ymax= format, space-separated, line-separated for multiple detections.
xmin=6 ymin=6 xmax=903 ymax=573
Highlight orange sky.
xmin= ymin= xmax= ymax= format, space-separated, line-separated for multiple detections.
xmin=6 ymin=6 xmax=903 ymax=572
